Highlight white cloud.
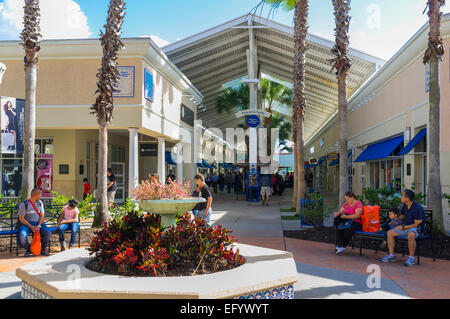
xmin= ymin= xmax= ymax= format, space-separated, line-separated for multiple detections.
xmin=0 ymin=0 xmax=91 ymax=40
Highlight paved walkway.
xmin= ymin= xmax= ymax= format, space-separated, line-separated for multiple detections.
xmin=1 ymin=188 xmax=449 ymax=299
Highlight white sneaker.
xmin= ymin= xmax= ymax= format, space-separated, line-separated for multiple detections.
xmin=336 ymin=247 xmax=346 ymax=254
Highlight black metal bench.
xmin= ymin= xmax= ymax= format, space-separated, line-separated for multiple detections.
xmin=3 ymin=204 xmax=83 ymax=256
xmin=351 ymin=208 xmax=436 ymax=264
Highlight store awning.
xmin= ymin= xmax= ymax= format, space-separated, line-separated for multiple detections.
xmin=165 ymin=151 xmax=177 ymax=165
xmin=202 ymin=160 xmax=213 ymax=169
xmin=399 ymin=128 xmax=426 ymax=156
xmin=197 ymin=162 xmax=205 ymax=168
xmin=354 ymin=135 xmax=404 ymax=163
xmin=329 ymin=159 xmax=339 ymax=167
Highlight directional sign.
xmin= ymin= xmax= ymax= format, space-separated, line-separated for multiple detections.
xmin=236 ymin=109 xmax=271 ymax=119
xmin=247 ymin=115 xmax=260 ymax=128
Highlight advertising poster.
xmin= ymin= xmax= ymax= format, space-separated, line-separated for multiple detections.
xmin=144 ymin=68 xmax=154 ymax=102
xmin=1 ymin=96 xmax=25 ymax=154
xmin=37 ymin=153 xmax=54 ymax=197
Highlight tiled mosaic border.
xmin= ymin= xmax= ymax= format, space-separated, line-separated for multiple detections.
xmin=236 ymin=285 xmax=295 ymax=299
xmin=21 ymin=282 xmax=53 ymax=299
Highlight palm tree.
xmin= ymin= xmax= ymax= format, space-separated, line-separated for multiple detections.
xmin=263 ymin=0 xmax=309 ymax=213
xmin=331 ymin=0 xmax=351 ymax=205
xmin=91 ymin=0 xmax=126 ymax=227
xmin=20 ymin=0 xmax=41 ymax=201
xmin=423 ymin=0 xmax=445 ymax=236
xmin=261 ymin=78 xmax=293 ymax=155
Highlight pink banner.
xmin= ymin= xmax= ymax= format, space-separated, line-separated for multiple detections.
xmin=37 ymin=154 xmax=53 ymax=197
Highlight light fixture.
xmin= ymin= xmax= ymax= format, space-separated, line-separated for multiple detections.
xmin=0 ymin=62 xmax=6 ymax=85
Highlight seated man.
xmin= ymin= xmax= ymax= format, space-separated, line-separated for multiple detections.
xmin=17 ymin=188 xmax=51 ymax=257
xmin=380 ymin=189 xmax=425 ymax=267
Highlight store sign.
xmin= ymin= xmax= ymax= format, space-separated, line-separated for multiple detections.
xmin=309 ymin=157 xmax=317 ymax=164
xmin=327 ymin=153 xmax=339 ymax=160
xmin=113 ymin=66 xmax=135 ymax=97
xmin=235 ymin=109 xmax=271 ymax=118
xmin=140 ymin=144 xmax=157 ymax=157
xmin=37 ymin=154 xmax=53 ymax=197
xmin=1 ymin=97 xmax=25 ymax=154
xmin=246 ymin=115 xmax=260 ymax=128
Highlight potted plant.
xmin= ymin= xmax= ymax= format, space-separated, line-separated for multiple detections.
xmin=130 ymin=176 xmax=205 ymax=229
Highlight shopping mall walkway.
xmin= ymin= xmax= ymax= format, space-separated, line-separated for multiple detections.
xmin=1 ymin=188 xmax=449 ymax=299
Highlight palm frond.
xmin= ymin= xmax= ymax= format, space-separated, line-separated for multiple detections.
xmin=91 ymin=0 xmax=126 ymax=124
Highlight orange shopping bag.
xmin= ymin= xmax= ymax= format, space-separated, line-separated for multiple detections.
xmin=30 ymin=230 xmax=42 ymax=255
xmin=362 ymin=206 xmax=380 ymax=233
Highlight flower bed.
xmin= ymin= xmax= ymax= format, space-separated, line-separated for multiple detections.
xmin=86 ymin=211 xmax=245 ymax=277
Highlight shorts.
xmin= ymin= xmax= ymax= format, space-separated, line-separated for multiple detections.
xmin=107 ymin=191 xmax=116 ymax=203
xmin=392 ymin=227 xmax=419 ymax=237
xmin=261 ymin=187 xmax=272 ymax=196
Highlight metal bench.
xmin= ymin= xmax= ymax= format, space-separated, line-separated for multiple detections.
xmin=0 ymin=207 xmax=17 ymax=253
xmin=11 ymin=204 xmax=82 ymax=256
xmin=352 ymin=208 xmax=436 ymax=264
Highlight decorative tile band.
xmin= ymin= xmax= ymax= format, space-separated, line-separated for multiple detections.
xmin=236 ymin=285 xmax=295 ymax=299
xmin=21 ymin=281 xmax=294 ymax=300
xmin=21 ymin=282 xmax=53 ymax=299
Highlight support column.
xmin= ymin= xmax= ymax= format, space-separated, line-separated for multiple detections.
xmin=247 ymin=16 xmax=259 ymax=172
xmin=128 ymin=128 xmax=139 ymax=196
xmin=157 ymin=137 xmax=166 ymax=183
xmin=177 ymin=144 xmax=183 ymax=182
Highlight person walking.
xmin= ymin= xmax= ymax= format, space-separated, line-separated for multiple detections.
xmin=83 ymin=178 xmax=91 ymax=200
xmin=17 ymin=188 xmax=51 ymax=257
xmin=260 ymin=174 xmax=273 ymax=206
xmin=56 ymin=199 xmax=80 ymax=251
xmin=211 ymin=172 xmax=219 ymax=193
xmin=218 ymin=173 xmax=225 ymax=192
xmin=192 ymin=174 xmax=213 ymax=226
xmin=226 ymin=172 xmax=233 ymax=193
xmin=107 ymin=168 xmax=117 ymax=208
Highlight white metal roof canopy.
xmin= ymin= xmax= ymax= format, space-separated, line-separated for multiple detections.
xmin=164 ymin=14 xmax=384 ymax=141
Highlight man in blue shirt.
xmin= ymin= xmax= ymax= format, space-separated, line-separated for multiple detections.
xmin=381 ymin=189 xmax=425 ymax=267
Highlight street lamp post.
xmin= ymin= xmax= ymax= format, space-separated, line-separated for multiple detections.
xmin=0 ymin=62 xmax=6 ymax=84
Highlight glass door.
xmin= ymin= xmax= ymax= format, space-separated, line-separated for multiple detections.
xmin=110 ymin=162 xmax=125 ymax=203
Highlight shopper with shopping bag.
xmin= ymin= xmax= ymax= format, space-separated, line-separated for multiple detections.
xmin=17 ymin=188 xmax=51 ymax=257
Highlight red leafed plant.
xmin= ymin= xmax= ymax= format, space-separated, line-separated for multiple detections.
xmin=131 ymin=175 xmax=192 ymax=200
xmin=87 ymin=210 xmax=245 ymax=277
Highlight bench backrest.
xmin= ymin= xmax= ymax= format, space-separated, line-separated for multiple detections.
xmin=379 ymin=208 xmax=432 ymax=236
xmin=0 ymin=208 xmax=14 ymax=231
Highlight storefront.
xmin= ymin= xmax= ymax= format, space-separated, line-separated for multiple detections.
xmin=304 ymin=14 xmax=450 ymax=230
xmin=0 ymin=38 xmax=203 ymax=200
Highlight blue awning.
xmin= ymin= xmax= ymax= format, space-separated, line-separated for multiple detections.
xmin=210 ymin=163 xmax=217 ymax=169
xmin=354 ymin=135 xmax=404 ymax=163
xmin=197 ymin=162 xmax=205 ymax=168
xmin=399 ymin=128 xmax=426 ymax=156
xmin=329 ymin=159 xmax=339 ymax=167
xmin=305 ymin=164 xmax=318 ymax=169
xmin=219 ymin=163 xmax=225 ymax=168
xmin=318 ymin=157 xmax=327 ymax=165
xmin=202 ymin=160 xmax=212 ymax=169
xmin=165 ymin=151 xmax=177 ymax=165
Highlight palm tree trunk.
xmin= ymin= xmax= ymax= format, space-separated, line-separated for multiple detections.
xmin=338 ymin=74 xmax=348 ymax=204
xmin=332 ymin=0 xmax=351 ymax=205
xmin=19 ymin=0 xmax=41 ymax=201
xmin=293 ymin=0 xmax=309 ymax=215
xmin=292 ymin=138 xmax=298 ymax=210
xmin=424 ymin=0 xmax=445 ymax=236
xmin=20 ymin=63 xmax=37 ymax=200
xmin=93 ymin=121 xmax=109 ymax=227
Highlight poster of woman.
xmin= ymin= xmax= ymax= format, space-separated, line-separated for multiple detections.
xmin=1 ymin=97 xmax=25 ymax=154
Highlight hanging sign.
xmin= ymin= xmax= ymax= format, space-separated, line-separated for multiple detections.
xmin=246 ymin=115 xmax=260 ymax=128
xmin=235 ymin=109 xmax=271 ymax=118
xmin=37 ymin=154 xmax=53 ymax=197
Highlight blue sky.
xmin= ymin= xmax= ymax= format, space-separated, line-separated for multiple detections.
xmin=1 ymin=0 xmax=449 ymax=60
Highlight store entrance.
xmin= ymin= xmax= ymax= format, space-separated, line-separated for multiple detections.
xmin=110 ymin=162 xmax=125 ymax=203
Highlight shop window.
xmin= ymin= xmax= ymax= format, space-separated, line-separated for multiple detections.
xmin=2 ymin=159 xmax=22 ymax=197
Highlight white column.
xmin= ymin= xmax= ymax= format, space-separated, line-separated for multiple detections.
xmin=128 ymin=128 xmax=139 ymax=196
xmin=157 ymin=137 xmax=166 ymax=183
xmin=248 ymin=17 xmax=258 ymax=171
xmin=177 ymin=144 xmax=183 ymax=182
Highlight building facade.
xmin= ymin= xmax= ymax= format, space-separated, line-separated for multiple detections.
xmin=0 ymin=38 xmax=203 ymax=201
xmin=305 ymin=14 xmax=450 ymax=230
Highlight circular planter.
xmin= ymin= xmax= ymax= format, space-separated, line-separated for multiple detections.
xmin=131 ymin=198 xmax=206 ymax=228
xmin=16 ymin=244 xmax=299 ymax=299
